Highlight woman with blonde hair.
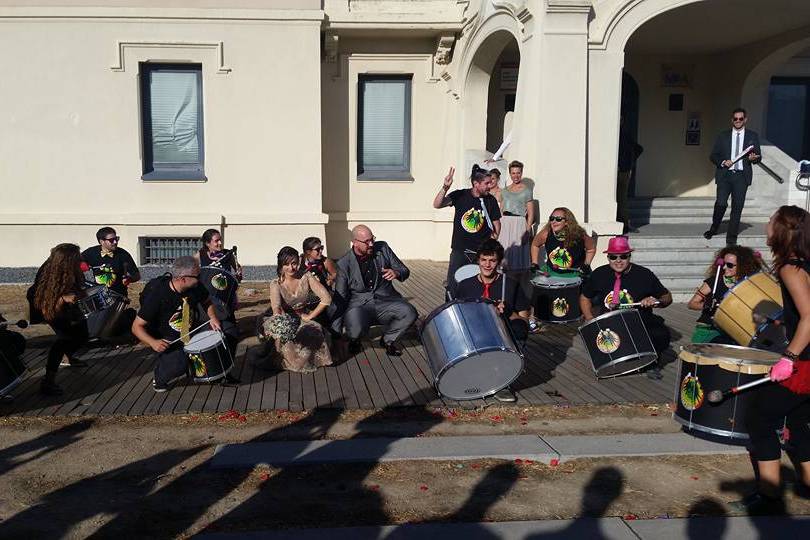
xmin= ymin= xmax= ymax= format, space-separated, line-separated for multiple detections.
xmin=498 ymin=160 xmax=535 ymax=270
xmin=530 ymin=207 xmax=595 ymax=276
xmin=29 ymin=243 xmax=89 ymax=395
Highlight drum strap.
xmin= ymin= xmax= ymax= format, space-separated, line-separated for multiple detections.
xmin=180 ymin=298 xmax=191 ymax=345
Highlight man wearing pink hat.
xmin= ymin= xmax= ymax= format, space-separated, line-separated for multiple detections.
xmin=579 ymin=236 xmax=673 ymax=379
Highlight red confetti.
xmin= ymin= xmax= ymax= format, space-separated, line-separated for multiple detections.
xmin=690 ymin=475 xmax=699 ymax=480
xmin=259 ymin=472 xmax=270 ymax=481
xmin=519 ymin=416 xmax=528 ymax=422
xmin=419 ymin=484 xmax=429 ymax=491
xmin=489 ymin=415 xmax=503 ymax=422
xmin=218 ymin=410 xmax=240 ymax=421
xmin=189 ymin=416 xmax=199 ymax=421
xmin=471 ymin=463 xmax=481 ymax=470
xmin=550 ymin=459 xmax=559 ymax=467
xmin=519 ymin=476 xmax=529 ymax=480
xmin=369 ymin=484 xmax=380 ymax=491
xmin=525 ymin=459 xmax=534 ymax=464
xmin=624 ymin=514 xmax=638 ymax=521
xmin=238 ymin=415 xmax=247 ymax=422
xmin=514 ymin=459 xmax=523 ymax=464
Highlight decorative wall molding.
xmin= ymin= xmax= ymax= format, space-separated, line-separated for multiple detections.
xmin=546 ymin=0 xmax=593 ymax=14
xmin=110 ymin=40 xmax=232 ymax=74
xmin=324 ymin=33 xmax=340 ymax=64
xmin=435 ymin=34 xmax=456 ymax=65
xmin=341 ymin=53 xmax=443 ymax=82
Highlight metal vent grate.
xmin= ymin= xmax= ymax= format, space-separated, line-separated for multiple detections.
xmin=140 ymin=237 xmax=199 ymax=265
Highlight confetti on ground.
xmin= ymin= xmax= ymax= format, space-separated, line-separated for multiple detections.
xmin=550 ymin=459 xmax=559 ymax=467
xmin=419 ymin=484 xmax=429 ymax=491
xmin=624 ymin=514 xmax=639 ymax=521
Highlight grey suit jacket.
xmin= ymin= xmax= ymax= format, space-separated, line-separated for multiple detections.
xmin=335 ymin=241 xmax=410 ymax=309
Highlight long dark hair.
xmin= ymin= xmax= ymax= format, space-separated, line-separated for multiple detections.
xmin=538 ymin=207 xmax=587 ymax=249
xmin=769 ymin=205 xmax=810 ymax=273
xmin=704 ymin=245 xmax=763 ymax=279
xmin=34 ymin=243 xmax=83 ymax=321
xmin=276 ymin=246 xmax=299 ymax=280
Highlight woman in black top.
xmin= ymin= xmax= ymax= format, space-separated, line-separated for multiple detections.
xmin=196 ymin=229 xmax=243 ymax=279
xmin=687 ymin=246 xmax=763 ymax=343
xmin=30 ymin=243 xmax=89 ymax=396
xmin=741 ymin=205 xmax=810 ymax=514
xmin=301 ymin=237 xmax=338 ymax=289
xmin=530 ymin=207 xmax=595 ymax=275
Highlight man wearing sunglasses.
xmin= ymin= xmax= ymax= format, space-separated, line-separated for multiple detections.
xmin=704 ymin=107 xmax=761 ymax=246
xmin=580 ymin=236 xmax=672 ymax=379
xmin=133 ymin=256 xmax=222 ymax=392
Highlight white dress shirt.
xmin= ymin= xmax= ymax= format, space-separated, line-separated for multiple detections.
xmin=730 ymin=128 xmax=745 ymax=171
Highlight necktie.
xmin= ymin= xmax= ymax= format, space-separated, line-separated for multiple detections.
xmin=610 ymin=271 xmax=622 ymax=308
xmin=482 ymin=280 xmax=491 ymax=299
xmin=734 ymin=131 xmax=741 ymax=171
xmin=180 ymin=297 xmax=191 ymax=344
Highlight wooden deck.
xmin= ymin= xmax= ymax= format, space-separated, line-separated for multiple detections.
xmin=0 ymin=261 xmax=697 ymax=417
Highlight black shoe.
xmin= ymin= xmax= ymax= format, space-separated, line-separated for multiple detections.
xmin=730 ymin=492 xmax=786 ymax=516
xmin=493 ymin=387 xmax=517 ymax=403
xmin=152 ymin=379 xmax=169 ymax=393
xmin=348 ymin=339 xmax=363 ymax=355
xmin=379 ymin=337 xmax=402 ymax=356
xmin=40 ymin=380 xmax=64 ymax=396
xmin=703 ymin=228 xmax=717 ymax=240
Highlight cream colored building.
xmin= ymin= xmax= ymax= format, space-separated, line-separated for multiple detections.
xmin=2 ymin=0 xmax=810 ymax=268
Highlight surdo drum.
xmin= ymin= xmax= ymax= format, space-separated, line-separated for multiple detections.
xmin=0 ymin=349 xmax=26 ymax=397
xmin=200 ymin=266 xmax=239 ymax=320
xmin=674 ymin=343 xmax=781 ymax=439
xmin=184 ymin=330 xmax=234 ymax=383
xmin=420 ymin=299 xmax=524 ymax=400
xmin=713 ymin=272 xmax=787 ymax=351
xmin=578 ymin=308 xmax=658 ymax=378
xmin=530 ymin=273 xmax=582 ymax=323
xmin=77 ymin=285 xmax=128 ymax=339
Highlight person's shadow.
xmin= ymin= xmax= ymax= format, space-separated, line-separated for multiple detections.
xmin=527 ymin=466 xmax=625 ymax=539
xmin=685 ymin=497 xmax=727 ymax=539
xmin=0 ymin=419 xmax=93 ymax=475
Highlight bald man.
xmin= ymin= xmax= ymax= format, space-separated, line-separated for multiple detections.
xmin=334 ymin=225 xmax=417 ymax=356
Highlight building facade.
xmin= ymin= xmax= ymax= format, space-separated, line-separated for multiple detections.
xmin=2 ymin=0 xmax=810 ymax=267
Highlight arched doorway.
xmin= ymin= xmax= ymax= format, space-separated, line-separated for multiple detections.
xmin=461 ymin=30 xmax=521 ymax=167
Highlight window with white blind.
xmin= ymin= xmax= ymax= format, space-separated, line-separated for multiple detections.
xmin=358 ymin=75 xmax=412 ymax=179
xmin=140 ymin=64 xmax=205 ymax=180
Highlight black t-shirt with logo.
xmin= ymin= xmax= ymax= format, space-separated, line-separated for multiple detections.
xmin=455 ymin=274 xmax=529 ymax=318
xmin=137 ymin=275 xmax=210 ymax=341
xmin=81 ymin=245 xmax=139 ymax=297
xmin=448 ymin=189 xmax=502 ymax=251
xmin=696 ymin=276 xmax=732 ymax=325
xmin=581 ymin=263 xmax=668 ymax=321
xmin=544 ymin=232 xmax=586 ymax=272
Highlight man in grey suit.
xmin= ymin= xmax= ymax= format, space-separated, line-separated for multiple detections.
xmin=704 ymin=107 xmax=762 ymax=246
xmin=334 ymin=225 xmax=418 ymax=356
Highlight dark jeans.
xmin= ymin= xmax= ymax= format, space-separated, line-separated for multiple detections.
xmin=746 ymin=381 xmax=810 ymax=462
xmin=46 ymin=316 xmax=89 ymax=373
xmin=446 ymin=248 xmax=477 ymax=298
xmin=508 ymin=318 xmax=529 ymax=348
xmin=711 ymin=170 xmax=749 ymax=243
xmin=154 ymin=345 xmax=188 ymax=387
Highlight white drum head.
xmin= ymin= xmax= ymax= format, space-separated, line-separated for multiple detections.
xmin=436 ymin=350 xmax=524 ymax=400
xmin=530 ymin=274 xmax=581 ymax=288
xmin=454 ymin=264 xmax=480 ymax=283
xmin=184 ymin=329 xmax=223 ymax=353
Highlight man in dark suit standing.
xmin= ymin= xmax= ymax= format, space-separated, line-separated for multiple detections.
xmin=704 ymin=107 xmax=761 ymax=245
xmin=334 ymin=224 xmax=418 ymax=356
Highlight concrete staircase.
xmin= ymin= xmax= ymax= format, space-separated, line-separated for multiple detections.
xmin=627 ymin=197 xmax=772 ymax=302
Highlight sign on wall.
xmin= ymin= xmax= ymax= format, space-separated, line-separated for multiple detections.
xmin=500 ymin=65 xmax=519 ymax=91
xmin=661 ymin=63 xmax=694 ymax=88
xmin=686 ymin=111 xmax=701 ymax=146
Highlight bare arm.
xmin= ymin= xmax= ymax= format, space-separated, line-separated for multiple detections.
xmin=324 ymin=258 xmax=338 ymax=288
xmin=132 ymin=316 xmax=168 ymax=353
xmin=491 ymin=219 xmax=501 ymax=239
xmin=433 ymin=167 xmax=455 ymax=209
xmin=269 ymin=282 xmax=284 ymax=316
xmin=530 ymin=228 xmax=549 ymax=265
xmin=579 ymin=294 xmax=595 ymax=321
xmin=205 ymin=302 xmax=222 ymax=332
xmin=781 ymin=265 xmax=810 ymax=358
xmin=525 ymin=198 xmax=535 ymax=232
xmin=687 ymin=283 xmax=712 ymax=311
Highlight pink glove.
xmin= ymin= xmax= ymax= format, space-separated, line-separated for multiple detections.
xmin=770 ymin=358 xmax=794 ymax=382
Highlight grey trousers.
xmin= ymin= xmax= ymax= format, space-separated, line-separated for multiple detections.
xmin=342 ymin=298 xmax=418 ymax=344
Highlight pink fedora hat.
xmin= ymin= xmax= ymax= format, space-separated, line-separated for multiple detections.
xmin=603 ymin=235 xmax=634 ymax=254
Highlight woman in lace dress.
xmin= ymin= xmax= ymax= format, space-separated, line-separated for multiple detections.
xmin=260 ymin=246 xmax=333 ymax=372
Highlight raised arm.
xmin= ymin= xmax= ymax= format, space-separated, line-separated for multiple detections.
xmin=433 ymin=167 xmax=455 ymax=209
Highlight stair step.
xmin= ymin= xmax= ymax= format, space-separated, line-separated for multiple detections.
xmin=628 ymin=197 xmax=716 ymax=208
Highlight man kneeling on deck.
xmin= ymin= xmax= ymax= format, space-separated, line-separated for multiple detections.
xmin=456 ymin=238 xmax=530 ymax=402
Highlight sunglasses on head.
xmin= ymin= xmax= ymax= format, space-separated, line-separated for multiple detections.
xmin=724 ymin=262 xmax=737 ymax=269
xmin=607 ymin=253 xmax=631 ymax=261
xmin=548 ymin=216 xmax=566 ymax=223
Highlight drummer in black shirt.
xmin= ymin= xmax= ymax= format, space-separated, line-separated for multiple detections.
xmin=132 ymin=256 xmax=224 ymax=392
xmin=580 ymin=236 xmax=672 ymax=379
xmin=456 ymin=239 xmax=530 ymax=402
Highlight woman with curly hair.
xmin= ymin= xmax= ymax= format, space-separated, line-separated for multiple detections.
xmin=530 ymin=207 xmax=596 ymax=276
xmin=257 ymin=247 xmax=333 ymax=373
xmin=737 ymin=205 xmax=810 ymax=514
xmin=687 ymin=245 xmax=764 ymax=343
xmin=29 ymin=243 xmax=89 ymax=395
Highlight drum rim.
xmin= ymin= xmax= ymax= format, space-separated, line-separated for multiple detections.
xmin=578 ymin=307 xmax=640 ymax=328
xmin=593 ymin=353 xmax=657 ymax=378
xmin=0 ymin=370 xmax=27 ymax=397
xmin=679 ymin=343 xmax=782 ymax=365
xmin=200 ymin=265 xmax=239 ymax=280
xmin=671 ymin=413 xmax=749 ymax=439
xmin=432 ymin=347 xmax=525 ymax=400
xmin=184 ymin=329 xmax=225 ymax=352
xmin=529 ymin=276 xmax=582 ymax=288
xmin=422 ymin=298 xmax=498 ymax=328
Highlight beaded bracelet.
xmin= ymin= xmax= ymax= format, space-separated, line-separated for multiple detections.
xmin=784 ymin=349 xmax=799 ymax=361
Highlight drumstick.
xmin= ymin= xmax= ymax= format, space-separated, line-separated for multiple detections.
xmin=0 ymin=320 xmax=28 ymax=329
xmin=617 ymin=300 xmax=660 ymax=309
xmin=707 ymin=375 xmax=771 ymax=403
xmin=710 ymin=258 xmax=723 ymax=309
xmin=164 ymin=320 xmax=212 ymax=346
xmin=501 ymin=264 xmax=507 ymax=302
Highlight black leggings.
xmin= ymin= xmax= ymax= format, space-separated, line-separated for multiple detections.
xmin=746 ymin=382 xmax=810 ymax=462
xmin=46 ymin=317 xmax=88 ymax=373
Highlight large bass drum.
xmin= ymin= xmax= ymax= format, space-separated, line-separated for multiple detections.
xmin=420 ymin=299 xmax=524 ymax=400
xmin=713 ymin=272 xmax=786 ymax=351
xmin=674 ymin=343 xmax=781 ymax=439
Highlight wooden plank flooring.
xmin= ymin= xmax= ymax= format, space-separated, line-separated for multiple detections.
xmin=1 ymin=261 xmax=705 ymax=417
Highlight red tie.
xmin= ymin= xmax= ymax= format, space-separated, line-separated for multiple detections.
xmin=611 ymin=271 xmax=622 ymax=308
xmin=482 ymin=281 xmax=491 ymax=299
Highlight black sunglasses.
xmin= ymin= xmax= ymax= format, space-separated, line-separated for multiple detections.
xmin=311 ymin=246 xmax=324 ymax=252
xmin=103 ymin=236 xmax=120 ymax=242
xmin=732 ymin=117 xmax=745 ymax=122
xmin=607 ymin=253 xmax=631 ymax=261
xmin=724 ymin=262 xmax=737 ymax=269
xmin=181 ymin=274 xmax=200 ymax=280
xmin=548 ymin=216 xmax=566 ymax=223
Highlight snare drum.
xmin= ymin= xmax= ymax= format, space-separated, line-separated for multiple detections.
xmin=77 ymin=285 xmax=127 ymax=339
xmin=0 ymin=349 xmax=26 ymax=397
xmin=674 ymin=343 xmax=780 ymax=439
xmin=578 ymin=308 xmax=657 ymax=378
xmin=453 ymin=264 xmax=480 ymax=285
xmin=184 ymin=330 xmax=234 ymax=383
xmin=530 ymin=273 xmax=582 ymax=323
xmin=713 ymin=272 xmax=786 ymax=350
xmin=420 ymin=299 xmax=524 ymax=400
xmin=200 ymin=266 xmax=239 ymax=321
